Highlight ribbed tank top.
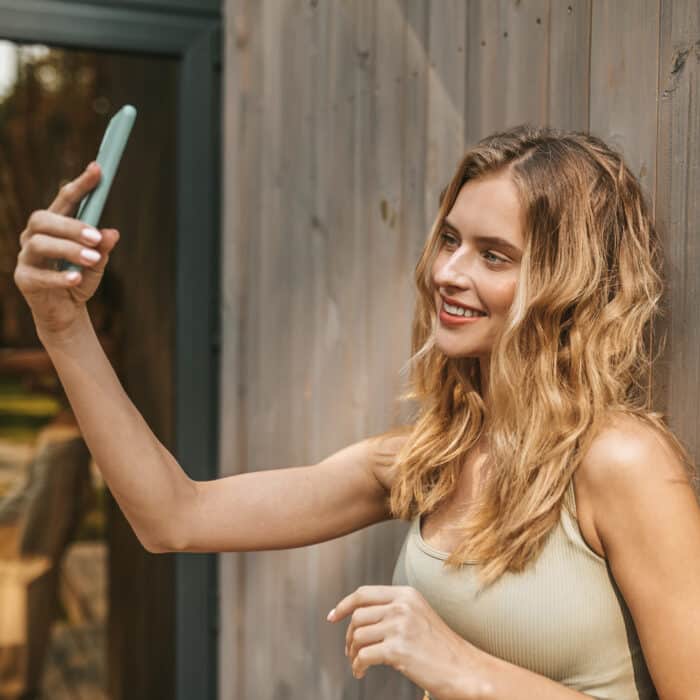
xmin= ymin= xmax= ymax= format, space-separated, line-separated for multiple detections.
xmin=391 ymin=479 xmax=658 ymax=699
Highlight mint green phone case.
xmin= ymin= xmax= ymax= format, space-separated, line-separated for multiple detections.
xmin=59 ymin=104 xmax=137 ymax=273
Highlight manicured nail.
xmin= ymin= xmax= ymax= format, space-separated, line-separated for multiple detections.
xmin=82 ymin=228 xmax=102 ymax=244
xmin=81 ymin=248 xmax=101 ymax=262
xmin=326 ymin=608 xmax=335 ymax=621
xmin=66 ymin=271 xmax=79 ymax=281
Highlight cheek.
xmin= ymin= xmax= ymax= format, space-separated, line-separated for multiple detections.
xmin=491 ymin=278 xmax=518 ymax=312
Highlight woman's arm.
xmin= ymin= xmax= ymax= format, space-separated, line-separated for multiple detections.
xmin=0 ymin=334 xmax=119 ymax=375
xmin=38 ymin=309 xmax=407 ymax=554
xmin=37 ymin=308 xmax=196 ymax=552
xmin=470 ymin=653 xmax=592 ymax=699
xmin=15 ymin=162 xmax=409 ymax=557
xmin=184 ymin=431 xmax=404 ymax=553
xmin=330 ymin=586 xmax=594 ymax=700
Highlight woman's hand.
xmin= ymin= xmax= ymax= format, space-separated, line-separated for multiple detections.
xmin=327 ymin=585 xmax=490 ymax=700
xmin=14 ymin=161 xmax=121 ymax=336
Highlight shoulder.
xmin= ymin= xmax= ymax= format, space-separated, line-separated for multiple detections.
xmin=365 ymin=426 xmax=412 ymax=494
xmin=575 ymin=412 xmax=700 ymax=698
xmin=577 ymin=411 xmax=695 ymax=557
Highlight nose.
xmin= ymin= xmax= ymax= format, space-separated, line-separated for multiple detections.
xmin=434 ymin=247 xmax=473 ymax=289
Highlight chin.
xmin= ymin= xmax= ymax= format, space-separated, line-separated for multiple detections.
xmin=435 ymin=338 xmax=483 ymax=359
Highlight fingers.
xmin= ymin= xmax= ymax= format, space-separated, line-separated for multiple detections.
xmin=48 ymin=161 xmax=102 ymax=216
xmin=347 ymin=620 xmax=387 ymax=660
xmin=352 ymin=641 xmax=387 ymax=679
xmin=21 ymin=208 xmax=103 ymax=249
xmin=14 ymin=258 xmax=85 ymax=291
xmin=20 ymin=231 xmax=103 ymax=270
xmin=345 ymin=604 xmax=389 ymax=656
xmin=20 ymin=209 xmax=119 ymax=268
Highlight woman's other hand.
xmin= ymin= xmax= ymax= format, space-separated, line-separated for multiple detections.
xmin=327 ymin=584 xmax=491 ymax=700
xmin=14 ymin=161 xmax=120 ymax=336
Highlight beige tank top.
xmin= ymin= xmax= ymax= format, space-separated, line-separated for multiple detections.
xmin=391 ymin=479 xmax=658 ymax=699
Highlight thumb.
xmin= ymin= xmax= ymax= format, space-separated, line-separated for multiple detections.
xmin=48 ymin=161 xmax=102 ymax=216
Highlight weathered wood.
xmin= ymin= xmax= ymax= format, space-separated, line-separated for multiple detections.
xmin=219 ymin=0 xmax=262 ymax=697
xmin=589 ymin=0 xmax=659 ymax=196
xmin=303 ymin=2 xmax=360 ymax=694
xmin=652 ymin=0 xmax=700 ymax=470
xmin=588 ymin=0 xmax=667 ymax=461
xmin=220 ymin=1 xmax=700 ymax=698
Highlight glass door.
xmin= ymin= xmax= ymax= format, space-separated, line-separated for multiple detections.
xmin=0 ymin=40 xmax=178 ymax=698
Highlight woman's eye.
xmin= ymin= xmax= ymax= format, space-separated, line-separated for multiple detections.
xmin=483 ymin=250 xmax=507 ymax=265
xmin=439 ymin=233 xmax=508 ymax=266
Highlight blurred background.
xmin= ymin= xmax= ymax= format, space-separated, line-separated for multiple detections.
xmin=0 ymin=41 xmax=178 ymax=699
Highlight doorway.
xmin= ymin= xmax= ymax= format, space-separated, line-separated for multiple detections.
xmin=0 ymin=40 xmax=178 ymax=697
xmin=0 ymin=2 xmax=221 ymax=699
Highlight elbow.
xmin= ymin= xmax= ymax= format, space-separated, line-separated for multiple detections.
xmin=139 ymin=526 xmax=189 ymax=554
xmin=139 ymin=477 xmax=199 ymax=554
xmin=142 ymin=538 xmax=175 ymax=554
xmin=141 ymin=529 xmax=190 ymax=553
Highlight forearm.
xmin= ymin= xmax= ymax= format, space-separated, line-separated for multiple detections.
xmin=36 ymin=307 xmax=196 ymax=551
xmin=464 ymin=647 xmax=593 ymax=700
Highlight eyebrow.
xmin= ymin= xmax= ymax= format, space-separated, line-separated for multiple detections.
xmin=442 ymin=219 xmax=522 ymax=257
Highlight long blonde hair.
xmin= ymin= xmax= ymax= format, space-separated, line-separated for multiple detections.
xmin=384 ymin=124 xmax=698 ymax=590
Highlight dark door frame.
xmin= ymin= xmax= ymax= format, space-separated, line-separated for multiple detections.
xmin=0 ymin=1 xmax=222 ymax=698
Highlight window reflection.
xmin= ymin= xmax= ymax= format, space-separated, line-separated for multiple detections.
xmin=0 ymin=39 xmax=177 ymax=698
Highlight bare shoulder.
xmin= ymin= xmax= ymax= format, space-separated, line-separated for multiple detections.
xmin=580 ymin=411 xmax=690 ymax=484
xmin=576 ymin=411 xmax=694 ymax=557
xmin=365 ymin=427 xmax=412 ymax=494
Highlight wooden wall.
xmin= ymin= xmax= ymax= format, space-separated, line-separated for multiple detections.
xmin=219 ymin=1 xmax=700 ymax=698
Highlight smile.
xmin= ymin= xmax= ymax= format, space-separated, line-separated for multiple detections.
xmin=439 ymin=302 xmax=487 ymax=326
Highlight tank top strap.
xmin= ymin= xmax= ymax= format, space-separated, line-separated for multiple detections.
xmin=559 ymin=475 xmax=607 ymax=564
xmin=562 ymin=476 xmax=578 ymax=520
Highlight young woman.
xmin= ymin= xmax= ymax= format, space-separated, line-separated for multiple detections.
xmin=13 ymin=125 xmax=700 ymax=700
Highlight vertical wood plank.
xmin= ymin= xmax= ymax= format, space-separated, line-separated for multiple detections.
xmin=589 ymin=0 xmax=659 ymax=195
xmin=426 ymin=0 xmax=468 ymax=234
xmin=219 ymin=0 xmax=252 ymax=695
xmin=652 ymin=0 xmax=700 ymax=477
xmin=361 ymin=1 xmax=421 ymax=699
xmin=243 ymin=1 xmax=285 ymax=694
xmin=548 ymin=0 xmax=591 ymax=132
xmin=465 ymin=0 xmax=549 ymax=144
xmin=312 ymin=2 xmax=366 ymax=698
xmin=277 ymin=0 xmax=317 ymax=697
xmin=400 ymin=0 xmax=430 ymax=422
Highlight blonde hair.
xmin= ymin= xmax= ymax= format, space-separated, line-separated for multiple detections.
xmin=383 ymin=124 xmax=698 ymax=590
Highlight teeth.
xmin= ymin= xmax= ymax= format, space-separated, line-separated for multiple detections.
xmin=443 ymin=302 xmax=485 ymax=318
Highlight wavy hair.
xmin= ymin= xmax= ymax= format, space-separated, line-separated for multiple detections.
xmin=382 ymin=124 xmax=698 ymax=591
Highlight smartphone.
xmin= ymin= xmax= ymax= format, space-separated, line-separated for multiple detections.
xmin=58 ymin=104 xmax=137 ymax=273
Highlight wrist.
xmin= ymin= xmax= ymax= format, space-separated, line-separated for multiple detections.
xmin=35 ymin=306 xmax=93 ymax=348
xmin=448 ymin=643 xmax=495 ymax=700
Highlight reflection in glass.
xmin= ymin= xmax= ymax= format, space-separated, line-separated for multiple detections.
xmin=0 ymin=39 xmax=177 ymax=698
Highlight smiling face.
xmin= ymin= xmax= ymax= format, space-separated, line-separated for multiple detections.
xmin=431 ymin=171 xmax=525 ymax=359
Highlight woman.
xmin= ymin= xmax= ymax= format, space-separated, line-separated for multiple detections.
xmin=13 ymin=125 xmax=700 ymax=699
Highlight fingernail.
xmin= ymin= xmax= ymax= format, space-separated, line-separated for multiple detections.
xmin=87 ymin=161 xmax=97 ymax=170
xmin=81 ymin=248 xmax=101 ymax=262
xmin=82 ymin=228 xmax=102 ymax=243
xmin=326 ymin=608 xmax=335 ymax=621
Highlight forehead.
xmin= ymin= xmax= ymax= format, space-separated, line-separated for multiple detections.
xmin=445 ymin=172 xmax=524 ymax=247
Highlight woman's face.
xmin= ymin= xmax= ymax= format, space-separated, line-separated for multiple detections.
xmin=431 ymin=172 xmax=524 ymax=359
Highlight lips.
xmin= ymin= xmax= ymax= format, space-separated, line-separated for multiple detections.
xmin=440 ymin=295 xmax=487 ymax=315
